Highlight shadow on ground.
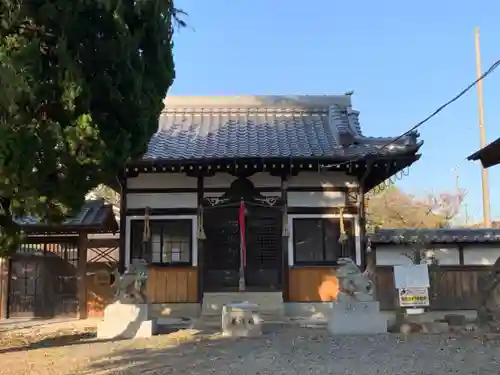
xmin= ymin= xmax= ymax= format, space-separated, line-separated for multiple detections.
xmin=79 ymin=330 xmax=287 ymax=375
xmin=76 ymin=326 xmax=333 ymax=375
xmin=0 ymin=330 xmax=101 ymax=354
xmin=0 ymin=321 xmax=186 ymax=354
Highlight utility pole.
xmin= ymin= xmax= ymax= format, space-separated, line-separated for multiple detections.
xmin=474 ymin=27 xmax=492 ymax=228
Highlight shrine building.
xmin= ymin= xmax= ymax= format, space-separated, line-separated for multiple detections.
xmin=119 ymin=95 xmax=423 ymax=318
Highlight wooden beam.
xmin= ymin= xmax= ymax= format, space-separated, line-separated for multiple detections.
xmin=458 ymin=245 xmax=465 ymax=266
xmin=0 ymin=257 xmax=9 ymax=319
xmin=197 ymin=174 xmax=204 ymax=303
xmin=77 ymin=233 xmax=88 ymax=319
xmin=358 ymin=185 xmax=367 ymax=270
xmin=119 ymin=174 xmax=127 ymax=273
xmin=281 ymin=175 xmax=290 ymax=302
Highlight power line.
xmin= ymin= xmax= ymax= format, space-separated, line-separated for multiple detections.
xmin=322 ymin=58 xmax=500 ymax=169
xmin=379 ymin=58 xmax=500 ymax=149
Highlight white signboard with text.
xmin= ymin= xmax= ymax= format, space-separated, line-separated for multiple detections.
xmin=394 ymin=264 xmax=430 ymax=289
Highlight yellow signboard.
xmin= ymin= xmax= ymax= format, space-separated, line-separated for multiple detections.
xmin=398 ymin=287 xmax=430 ymax=307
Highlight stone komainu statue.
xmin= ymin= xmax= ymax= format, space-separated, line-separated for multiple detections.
xmin=478 ymin=256 xmax=500 ymax=325
xmin=336 ymin=258 xmax=375 ymax=303
xmin=111 ymin=259 xmax=149 ymax=304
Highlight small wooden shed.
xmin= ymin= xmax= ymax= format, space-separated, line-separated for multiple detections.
xmin=0 ymin=200 xmax=118 ymax=319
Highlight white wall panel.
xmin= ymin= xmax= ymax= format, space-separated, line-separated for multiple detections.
xmin=128 ymin=172 xmax=355 ymax=191
xmin=463 ymin=246 xmax=500 ymax=265
xmin=127 ymin=173 xmax=197 ymax=189
xmin=249 ymin=173 xmax=281 ymax=188
xmin=287 ymin=191 xmax=345 ymax=207
xmin=203 ymin=172 xmax=281 ymax=189
xmin=126 ymin=193 xmax=197 ymax=209
xmin=288 ymin=172 xmax=357 ymax=188
xmin=203 ymin=173 xmax=235 ymax=189
xmin=375 ymin=245 xmax=460 ymax=266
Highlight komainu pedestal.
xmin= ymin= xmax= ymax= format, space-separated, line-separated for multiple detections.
xmin=327 ymin=258 xmax=387 ymax=335
xmin=97 ymin=302 xmax=157 ymax=339
xmin=98 ymin=260 xmax=157 ymax=339
xmin=327 ymin=300 xmax=387 ymax=334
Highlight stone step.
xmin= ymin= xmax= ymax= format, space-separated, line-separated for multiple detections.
xmin=201 ymin=292 xmax=284 ymax=315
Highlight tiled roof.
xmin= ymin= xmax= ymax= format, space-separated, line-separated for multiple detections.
xmin=467 ymin=137 xmax=500 ymax=168
xmin=15 ymin=200 xmax=119 ymax=233
xmin=370 ymin=228 xmax=500 ymax=244
xmin=144 ymin=95 xmax=422 ymax=161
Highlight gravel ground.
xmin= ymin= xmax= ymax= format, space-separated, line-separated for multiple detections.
xmin=1 ymin=325 xmax=500 ymax=375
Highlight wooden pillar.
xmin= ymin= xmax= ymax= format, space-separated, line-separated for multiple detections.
xmin=0 ymin=257 xmax=9 ymax=319
xmin=281 ymin=175 xmax=290 ymax=302
xmin=358 ymin=185 xmax=367 ymax=270
xmin=458 ymin=245 xmax=465 ymax=265
xmin=118 ymin=172 xmax=127 ymax=273
xmin=197 ymin=174 xmax=204 ymax=303
xmin=77 ymin=233 xmax=88 ymax=319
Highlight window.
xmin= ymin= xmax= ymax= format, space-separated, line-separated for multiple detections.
xmin=293 ymin=218 xmax=356 ymax=265
xmin=130 ymin=219 xmax=192 ymax=265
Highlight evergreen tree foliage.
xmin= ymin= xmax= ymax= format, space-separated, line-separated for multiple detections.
xmin=0 ymin=0 xmax=182 ymax=255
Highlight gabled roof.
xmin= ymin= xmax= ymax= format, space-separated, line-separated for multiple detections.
xmin=370 ymin=228 xmax=500 ymax=244
xmin=467 ymin=137 xmax=500 ymax=168
xmin=143 ymin=95 xmax=422 ymax=162
xmin=15 ymin=200 xmax=119 ymax=234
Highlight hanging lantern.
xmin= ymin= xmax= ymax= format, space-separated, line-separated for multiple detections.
xmin=197 ymin=205 xmax=206 ymax=240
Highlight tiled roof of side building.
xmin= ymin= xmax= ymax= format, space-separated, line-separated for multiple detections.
xmin=14 ymin=200 xmax=119 ymax=233
xmin=143 ymin=95 xmax=423 ymax=161
xmin=370 ymin=228 xmax=500 ymax=244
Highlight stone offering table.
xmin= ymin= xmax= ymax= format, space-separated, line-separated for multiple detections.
xmin=221 ymin=302 xmax=262 ymax=337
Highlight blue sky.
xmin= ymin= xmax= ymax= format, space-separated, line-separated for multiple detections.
xmin=169 ymin=0 xmax=500 ymax=224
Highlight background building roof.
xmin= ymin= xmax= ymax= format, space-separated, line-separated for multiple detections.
xmin=15 ymin=200 xmax=119 ymax=234
xmin=467 ymin=137 xmax=500 ymax=168
xmin=370 ymin=228 xmax=500 ymax=244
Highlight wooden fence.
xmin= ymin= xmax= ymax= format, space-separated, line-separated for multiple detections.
xmin=374 ymin=265 xmax=491 ymax=310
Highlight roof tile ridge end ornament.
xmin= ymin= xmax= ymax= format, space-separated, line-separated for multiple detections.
xmin=345 ymin=104 xmax=361 ymax=136
xmin=327 ymin=104 xmax=342 ymax=145
xmin=356 ymin=132 xmax=422 ymax=148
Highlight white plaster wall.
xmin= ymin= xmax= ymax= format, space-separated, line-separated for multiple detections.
xmin=204 ymin=191 xmax=280 ymax=198
xmin=128 ymin=171 xmax=358 ymax=191
xmin=375 ymin=245 xmax=460 ymax=266
xmin=126 ymin=192 xmax=198 ymax=209
xmin=287 ymin=191 xmax=345 ymax=207
xmin=288 ymin=171 xmax=357 ymax=188
xmin=127 ymin=173 xmax=197 ymax=189
xmin=203 ymin=172 xmax=281 ymax=189
xmin=463 ymin=246 xmax=500 ymax=265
